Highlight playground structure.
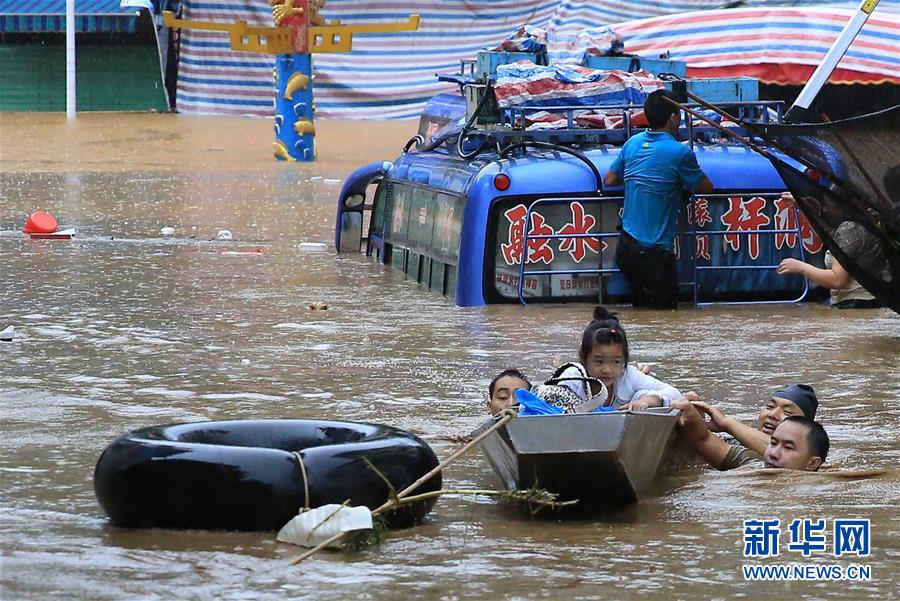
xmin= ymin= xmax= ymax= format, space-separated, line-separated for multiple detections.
xmin=163 ymin=1 xmax=419 ymax=161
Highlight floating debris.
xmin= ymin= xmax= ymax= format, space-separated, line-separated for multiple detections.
xmin=222 ymin=248 xmax=264 ymax=256
xmin=23 ymin=211 xmax=57 ymax=234
xmin=277 ymin=504 xmax=373 ymax=549
xmin=322 ymin=178 xmax=342 ymax=185
xmin=160 ymin=226 xmax=176 ymax=236
xmin=308 ymin=302 xmax=329 ymax=311
xmin=0 ymin=325 xmax=14 ymax=342
xmin=22 ymin=211 xmax=73 ymax=239
xmin=26 ymin=229 xmax=75 ymax=240
xmin=217 ymin=229 xmax=233 ymax=241
xmin=297 ymin=242 xmax=327 ymax=252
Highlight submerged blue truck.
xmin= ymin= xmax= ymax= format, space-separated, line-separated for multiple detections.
xmin=335 ymin=51 xmax=823 ymax=307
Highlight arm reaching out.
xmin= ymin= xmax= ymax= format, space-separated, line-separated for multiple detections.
xmin=776 ymin=257 xmax=852 ymax=290
xmin=691 ymin=400 xmax=769 ymax=456
xmin=671 ymin=399 xmax=733 ymax=470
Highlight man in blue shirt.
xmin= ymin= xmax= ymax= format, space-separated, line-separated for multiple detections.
xmin=604 ymin=89 xmax=713 ymax=308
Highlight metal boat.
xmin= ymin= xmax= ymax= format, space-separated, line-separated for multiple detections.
xmin=475 ymin=409 xmax=680 ymax=503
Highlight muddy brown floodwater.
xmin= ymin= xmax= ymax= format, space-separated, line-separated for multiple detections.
xmin=1 ymin=113 xmax=898 ymax=600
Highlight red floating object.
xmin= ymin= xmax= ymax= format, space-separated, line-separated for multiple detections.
xmin=23 ymin=211 xmax=58 ymax=234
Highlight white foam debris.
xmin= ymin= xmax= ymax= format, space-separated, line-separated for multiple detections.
xmin=160 ymin=226 xmax=176 ymax=236
xmin=297 ymin=242 xmax=327 ymax=252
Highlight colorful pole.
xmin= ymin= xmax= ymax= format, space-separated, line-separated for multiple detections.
xmin=162 ymin=6 xmax=418 ymax=162
xmin=274 ymin=53 xmax=315 ymax=161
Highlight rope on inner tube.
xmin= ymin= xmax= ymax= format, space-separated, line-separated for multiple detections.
xmin=291 ymin=451 xmax=310 ymax=511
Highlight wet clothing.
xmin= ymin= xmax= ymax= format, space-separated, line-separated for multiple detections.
xmin=615 ymin=231 xmax=679 ymax=308
xmin=557 ymin=362 xmax=681 ymax=409
xmin=721 ymin=440 xmax=762 ymax=471
xmin=827 ymin=221 xmax=885 ymax=308
xmin=609 ymin=130 xmax=706 ymax=251
xmin=609 ymin=129 xmax=706 ymax=308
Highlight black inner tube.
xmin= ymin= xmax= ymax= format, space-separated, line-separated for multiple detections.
xmin=94 ymin=419 xmax=441 ymax=531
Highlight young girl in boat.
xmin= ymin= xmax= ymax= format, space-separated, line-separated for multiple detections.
xmin=555 ymin=306 xmax=681 ymax=411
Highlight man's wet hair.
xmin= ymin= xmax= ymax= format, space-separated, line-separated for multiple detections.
xmin=784 ymin=415 xmax=830 ymax=463
xmin=644 ymin=89 xmax=681 ymax=129
xmin=488 ymin=368 xmax=530 ymax=398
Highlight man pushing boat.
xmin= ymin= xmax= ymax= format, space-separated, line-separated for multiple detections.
xmin=671 ymin=391 xmax=829 ymax=472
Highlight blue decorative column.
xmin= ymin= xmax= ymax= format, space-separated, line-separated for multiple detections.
xmin=274 ymin=53 xmax=315 ymax=161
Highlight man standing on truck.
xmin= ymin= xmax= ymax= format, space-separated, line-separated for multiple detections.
xmin=604 ymin=88 xmax=714 ymax=308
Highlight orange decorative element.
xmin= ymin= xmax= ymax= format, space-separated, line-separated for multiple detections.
xmin=162 ymin=11 xmax=292 ymax=54
xmin=309 ymin=0 xmax=327 ymax=26
xmin=308 ymin=14 xmax=420 ymax=54
xmin=271 ymin=0 xmax=310 ymax=53
xmin=163 ymin=9 xmax=419 ymax=56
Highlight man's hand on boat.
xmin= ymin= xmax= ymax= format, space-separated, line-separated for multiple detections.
xmin=689 ymin=399 xmax=731 ymax=433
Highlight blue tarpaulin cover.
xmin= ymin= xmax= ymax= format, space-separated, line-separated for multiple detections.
xmin=0 ymin=0 xmax=142 ymax=33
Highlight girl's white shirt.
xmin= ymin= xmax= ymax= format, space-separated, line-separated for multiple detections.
xmin=557 ymin=363 xmax=681 ymax=409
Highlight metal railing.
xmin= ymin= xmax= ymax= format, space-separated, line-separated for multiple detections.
xmin=517 ymin=196 xmax=622 ymax=306
xmin=690 ymin=193 xmax=809 ymax=306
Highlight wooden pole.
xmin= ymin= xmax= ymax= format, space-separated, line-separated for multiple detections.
xmin=661 ymin=95 xmax=773 ymax=159
xmin=288 ymin=411 xmax=516 ymax=565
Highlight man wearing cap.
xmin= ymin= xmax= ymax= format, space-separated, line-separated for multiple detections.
xmin=688 ymin=384 xmax=819 ymax=470
xmin=671 ymin=398 xmax=829 ymax=472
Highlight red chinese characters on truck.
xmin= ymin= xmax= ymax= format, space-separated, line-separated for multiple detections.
xmin=721 ymin=196 xmax=771 ymax=260
xmin=500 ymin=204 xmax=556 ymax=265
xmin=501 ymin=202 xmax=608 ymax=265
xmin=499 ymin=197 xmax=822 ymax=267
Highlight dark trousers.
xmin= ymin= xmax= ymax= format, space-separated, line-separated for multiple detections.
xmin=615 ymin=231 xmax=678 ymax=309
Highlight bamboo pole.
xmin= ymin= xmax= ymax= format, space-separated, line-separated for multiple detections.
xmin=662 ymin=93 xmax=859 ymax=202
xmin=660 ymin=95 xmax=774 ymax=159
xmin=288 ymin=410 xmax=516 ymax=565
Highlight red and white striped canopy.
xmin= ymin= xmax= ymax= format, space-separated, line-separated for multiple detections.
xmin=173 ymin=1 xmax=900 ymax=119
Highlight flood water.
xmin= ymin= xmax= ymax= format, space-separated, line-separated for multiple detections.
xmin=1 ymin=113 xmax=898 ymax=600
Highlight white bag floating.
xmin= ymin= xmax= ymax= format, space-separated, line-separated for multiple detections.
xmin=297 ymin=242 xmax=327 ymax=252
xmin=276 ymin=504 xmax=373 ymax=548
